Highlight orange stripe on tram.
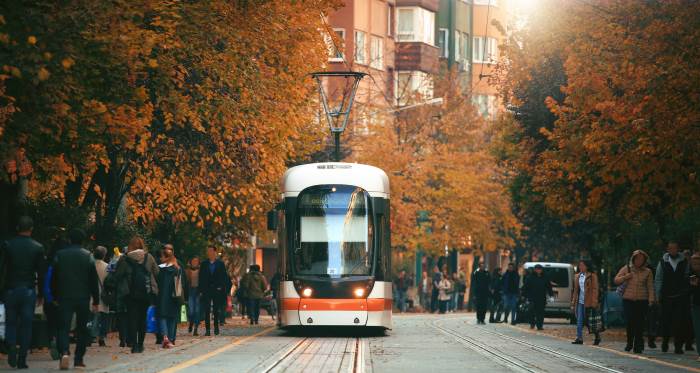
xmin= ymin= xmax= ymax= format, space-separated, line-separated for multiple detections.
xmin=367 ymin=298 xmax=392 ymax=311
xmin=282 ymin=298 xmax=392 ymax=311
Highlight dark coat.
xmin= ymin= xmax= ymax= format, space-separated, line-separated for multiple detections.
xmin=241 ymin=271 xmax=267 ymax=300
xmin=523 ymin=273 xmax=553 ymax=304
xmin=156 ymin=264 xmax=185 ymax=318
xmin=199 ymin=259 xmax=228 ymax=298
xmin=53 ymin=245 xmax=99 ymax=304
xmin=502 ymin=270 xmax=520 ymax=296
xmin=472 ymin=269 xmax=491 ymax=298
xmin=490 ymin=272 xmax=503 ymax=299
xmin=1 ymin=236 xmax=46 ymax=294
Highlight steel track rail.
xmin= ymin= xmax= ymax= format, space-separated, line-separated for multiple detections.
xmin=430 ymin=319 xmax=539 ymax=373
xmin=260 ymin=338 xmax=310 ymax=373
xmin=477 ymin=325 xmax=624 ymax=373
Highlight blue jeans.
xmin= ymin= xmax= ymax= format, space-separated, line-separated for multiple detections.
xmin=396 ymin=290 xmax=407 ymax=312
xmin=576 ymin=303 xmax=585 ymax=339
xmin=4 ymin=287 xmax=36 ymax=358
xmin=160 ymin=316 xmax=177 ymax=342
xmin=503 ymin=294 xmax=518 ymax=322
xmin=188 ymin=290 xmax=200 ymax=325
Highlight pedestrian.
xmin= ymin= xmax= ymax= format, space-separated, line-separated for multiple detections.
xmin=655 ymin=241 xmax=690 ymax=354
xmin=156 ymin=244 xmax=185 ymax=348
xmin=115 ymin=236 xmax=159 ymax=354
xmin=456 ymin=269 xmax=467 ymax=311
xmin=108 ymin=247 xmax=129 ymax=348
xmin=417 ymin=271 xmax=429 ymax=311
xmin=615 ymin=250 xmax=655 ymax=353
xmin=437 ymin=273 xmax=452 ymax=314
xmin=241 ymin=264 xmax=268 ymax=324
xmin=270 ymin=270 xmax=281 ymax=320
xmin=523 ymin=264 xmax=553 ymax=330
xmin=186 ymin=256 xmax=201 ymax=336
xmin=431 ymin=266 xmax=442 ymax=313
xmin=199 ymin=245 xmax=228 ymax=335
xmin=394 ymin=270 xmax=409 ymax=313
xmin=236 ymin=274 xmax=248 ymax=319
xmin=53 ymin=228 xmax=100 ymax=370
xmin=44 ymin=232 xmax=68 ymax=361
xmin=502 ymin=263 xmax=520 ymax=325
xmin=94 ymin=246 xmax=110 ymax=347
xmin=1 ymin=216 xmax=47 ymax=369
xmin=571 ymin=260 xmax=602 ymax=346
xmin=489 ymin=267 xmax=503 ymax=323
xmin=646 ymin=261 xmax=660 ymax=349
xmin=689 ymin=253 xmax=700 ymax=362
xmin=471 ymin=262 xmax=490 ymax=324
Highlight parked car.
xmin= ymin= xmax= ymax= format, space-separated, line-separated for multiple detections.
xmin=523 ymin=262 xmax=575 ymax=322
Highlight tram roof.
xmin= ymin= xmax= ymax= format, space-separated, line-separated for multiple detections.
xmin=281 ymin=162 xmax=390 ymax=198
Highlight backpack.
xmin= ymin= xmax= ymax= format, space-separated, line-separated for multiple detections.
xmin=128 ymin=258 xmax=151 ymax=301
xmin=101 ymin=271 xmax=118 ymax=307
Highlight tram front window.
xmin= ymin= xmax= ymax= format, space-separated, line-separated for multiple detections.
xmin=295 ymin=185 xmax=373 ymax=277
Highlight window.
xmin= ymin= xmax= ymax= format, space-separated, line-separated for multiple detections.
xmin=326 ymin=28 xmax=345 ymax=62
xmin=354 ymin=31 xmax=366 ymax=64
xmin=396 ymin=7 xmax=435 ymax=45
xmin=397 ymin=9 xmax=414 ymax=41
xmin=454 ymin=31 xmax=460 ymax=60
xmin=396 ymin=71 xmax=434 ymax=106
xmin=438 ymin=29 xmax=449 ymax=58
xmin=459 ymin=32 xmax=469 ymax=71
xmin=295 ymin=185 xmax=374 ymax=277
xmin=472 ymin=94 xmax=497 ymax=118
xmin=473 ymin=36 xmax=498 ymax=63
xmin=370 ymin=36 xmax=384 ymax=70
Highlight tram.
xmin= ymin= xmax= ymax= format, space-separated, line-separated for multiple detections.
xmin=268 ymin=162 xmax=392 ymax=329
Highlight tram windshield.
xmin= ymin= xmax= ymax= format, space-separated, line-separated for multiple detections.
xmin=295 ymin=185 xmax=373 ymax=277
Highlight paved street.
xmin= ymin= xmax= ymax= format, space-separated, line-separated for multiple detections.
xmin=6 ymin=314 xmax=700 ymax=372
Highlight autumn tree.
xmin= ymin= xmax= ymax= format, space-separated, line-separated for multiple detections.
xmin=352 ymin=71 xmax=519 ymax=256
xmin=0 ymin=1 xmax=338 ymax=245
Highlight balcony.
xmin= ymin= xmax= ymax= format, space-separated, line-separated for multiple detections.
xmin=395 ymin=42 xmax=440 ymax=74
xmin=395 ymin=0 xmax=439 ymax=12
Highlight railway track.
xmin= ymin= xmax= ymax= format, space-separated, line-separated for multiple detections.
xmin=431 ymin=317 xmax=624 ymax=373
xmin=257 ymin=336 xmax=366 ymax=373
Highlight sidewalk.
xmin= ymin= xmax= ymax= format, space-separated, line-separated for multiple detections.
xmin=509 ymin=317 xmax=700 ymax=372
xmin=0 ymin=316 xmax=276 ymax=372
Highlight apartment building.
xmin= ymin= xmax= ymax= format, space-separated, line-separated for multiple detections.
xmin=470 ymin=0 xmax=509 ymax=118
xmin=326 ymin=0 xmax=396 ymax=134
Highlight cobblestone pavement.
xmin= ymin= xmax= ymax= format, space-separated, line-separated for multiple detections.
xmin=3 ymin=314 xmax=700 ymax=372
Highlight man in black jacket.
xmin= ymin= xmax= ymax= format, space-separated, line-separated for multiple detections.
xmin=523 ymin=264 xmax=553 ymax=330
xmin=199 ymin=246 xmax=228 ymax=336
xmin=471 ymin=262 xmax=491 ymax=324
xmin=1 ymin=216 xmax=46 ymax=369
xmin=53 ymin=229 xmax=99 ymax=370
xmin=489 ymin=267 xmax=504 ymax=323
xmin=502 ymin=263 xmax=520 ymax=325
xmin=655 ymin=241 xmax=690 ymax=354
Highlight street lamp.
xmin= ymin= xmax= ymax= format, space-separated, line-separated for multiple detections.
xmin=311 ymin=71 xmax=367 ymax=162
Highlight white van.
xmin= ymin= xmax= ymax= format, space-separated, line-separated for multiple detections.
xmin=523 ymin=262 xmax=575 ymax=321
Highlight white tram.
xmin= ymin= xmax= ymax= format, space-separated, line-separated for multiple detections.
xmin=269 ymin=162 xmax=392 ymax=329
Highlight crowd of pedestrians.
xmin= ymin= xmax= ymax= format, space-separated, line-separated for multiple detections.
xmin=0 ymin=216 xmax=277 ymax=370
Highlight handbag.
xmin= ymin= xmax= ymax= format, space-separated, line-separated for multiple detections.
xmin=616 ymin=265 xmax=631 ymax=296
xmin=146 ymin=306 xmax=158 ymax=333
xmin=586 ymin=307 xmax=603 ymax=334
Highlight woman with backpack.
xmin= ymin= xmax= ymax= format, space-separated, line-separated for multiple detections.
xmin=115 ymin=236 xmax=159 ymax=353
xmin=615 ymin=250 xmax=655 ymax=353
xmin=571 ymin=260 xmax=601 ymax=346
xmin=156 ymin=244 xmax=186 ymax=348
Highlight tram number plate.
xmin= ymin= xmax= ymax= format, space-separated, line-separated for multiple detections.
xmin=327 ymin=268 xmax=339 ymax=275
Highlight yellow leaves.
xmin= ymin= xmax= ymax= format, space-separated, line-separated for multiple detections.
xmin=147 ymin=59 xmax=158 ymax=68
xmin=61 ymin=57 xmax=75 ymax=69
xmin=37 ymin=67 xmax=50 ymax=81
xmin=27 ymin=36 xmax=37 ymax=45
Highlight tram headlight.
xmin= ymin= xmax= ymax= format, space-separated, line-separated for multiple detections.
xmin=353 ymin=288 xmax=366 ymax=298
xmin=301 ymin=287 xmax=313 ymax=297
